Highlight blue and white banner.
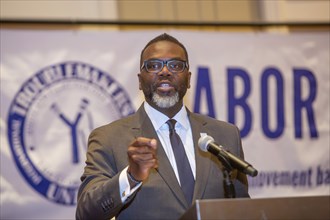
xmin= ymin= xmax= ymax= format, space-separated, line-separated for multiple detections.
xmin=1 ymin=30 xmax=329 ymax=219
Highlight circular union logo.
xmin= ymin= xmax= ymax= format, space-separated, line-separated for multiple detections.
xmin=7 ymin=61 xmax=135 ymax=205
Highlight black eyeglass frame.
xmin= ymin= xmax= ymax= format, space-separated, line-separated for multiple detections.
xmin=140 ymin=59 xmax=189 ymax=73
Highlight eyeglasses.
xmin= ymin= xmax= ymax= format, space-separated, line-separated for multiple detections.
xmin=141 ymin=59 xmax=189 ymax=73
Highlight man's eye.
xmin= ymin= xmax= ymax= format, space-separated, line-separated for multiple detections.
xmin=148 ymin=62 xmax=161 ymax=70
xmin=170 ymin=64 xmax=179 ymax=69
xmin=169 ymin=62 xmax=183 ymax=70
xmin=152 ymin=64 xmax=160 ymax=69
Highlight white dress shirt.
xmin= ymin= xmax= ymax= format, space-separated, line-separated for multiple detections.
xmin=144 ymin=101 xmax=196 ymax=182
xmin=119 ymin=102 xmax=196 ymax=202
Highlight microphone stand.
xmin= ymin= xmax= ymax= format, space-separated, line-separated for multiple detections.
xmin=215 ymin=151 xmax=236 ymax=198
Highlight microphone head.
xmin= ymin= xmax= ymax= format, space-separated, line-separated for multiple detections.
xmin=198 ymin=135 xmax=215 ymax=152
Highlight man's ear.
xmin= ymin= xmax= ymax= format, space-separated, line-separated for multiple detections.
xmin=138 ymin=73 xmax=142 ymax=90
xmin=187 ymin=71 xmax=192 ymax=89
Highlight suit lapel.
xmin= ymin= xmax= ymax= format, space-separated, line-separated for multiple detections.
xmin=188 ymin=111 xmax=212 ymax=202
xmin=131 ymin=105 xmax=188 ymax=208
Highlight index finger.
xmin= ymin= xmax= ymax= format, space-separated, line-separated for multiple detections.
xmin=132 ymin=137 xmax=157 ymax=149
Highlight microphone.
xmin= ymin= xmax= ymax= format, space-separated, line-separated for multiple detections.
xmin=198 ymin=135 xmax=258 ymax=177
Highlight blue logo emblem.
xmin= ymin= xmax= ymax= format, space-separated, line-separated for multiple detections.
xmin=7 ymin=61 xmax=135 ymax=205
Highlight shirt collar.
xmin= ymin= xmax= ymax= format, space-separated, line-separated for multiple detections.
xmin=143 ymin=102 xmax=189 ymax=131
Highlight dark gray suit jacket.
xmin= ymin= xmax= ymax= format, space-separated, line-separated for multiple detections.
xmin=76 ymin=105 xmax=249 ymax=220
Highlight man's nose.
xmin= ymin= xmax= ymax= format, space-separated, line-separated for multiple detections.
xmin=158 ymin=64 xmax=172 ymax=76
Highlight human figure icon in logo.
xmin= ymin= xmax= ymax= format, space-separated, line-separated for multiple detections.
xmin=51 ymin=98 xmax=92 ymax=164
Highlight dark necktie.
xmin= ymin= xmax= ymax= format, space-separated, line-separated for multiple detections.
xmin=167 ymin=119 xmax=195 ymax=204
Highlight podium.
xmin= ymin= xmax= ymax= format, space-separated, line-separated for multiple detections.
xmin=180 ymin=196 xmax=330 ymax=220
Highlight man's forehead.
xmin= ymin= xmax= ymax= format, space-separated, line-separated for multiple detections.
xmin=143 ymin=41 xmax=186 ymax=59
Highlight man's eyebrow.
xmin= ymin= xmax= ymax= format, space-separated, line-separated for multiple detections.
xmin=146 ymin=57 xmax=185 ymax=61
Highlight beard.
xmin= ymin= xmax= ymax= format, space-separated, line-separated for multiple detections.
xmin=152 ymin=92 xmax=179 ymax=108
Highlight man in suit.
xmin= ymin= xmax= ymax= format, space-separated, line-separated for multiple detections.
xmin=76 ymin=33 xmax=249 ymax=220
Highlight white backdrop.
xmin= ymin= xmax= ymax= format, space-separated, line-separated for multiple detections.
xmin=1 ymin=30 xmax=329 ymax=219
